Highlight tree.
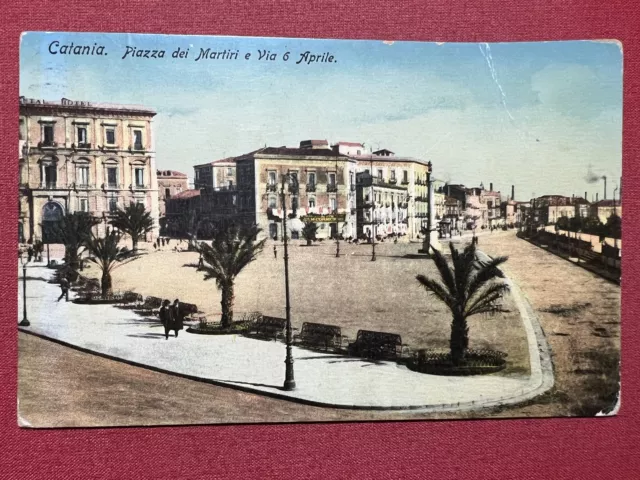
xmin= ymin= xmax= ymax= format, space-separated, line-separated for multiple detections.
xmin=301 ymin=221 xmax=319 ymax=246
xmin=85 ymin=231 xmax=134 ymax=296
xmin=54 ymin=212 xmax=101 ymax=278
xmin=605 ymin=214 xmax=621 ymax=240
xmin=109 ymin=202 xmax=154 ymax=252
xmin=198 ymin=225 xmax=266 ymax=328
xmin=416 ymin=242 xmax=510 ymax=366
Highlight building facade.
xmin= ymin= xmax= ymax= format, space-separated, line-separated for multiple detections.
xmin=19 ymin=97 xmax=159 ymax=243
xmin=193 ymin=158 xmax=237 ymax=190
xmin=590 ymin=199 xmax=622 ymax=224
xmin=157 ymin=170 xmax=188 ymax=217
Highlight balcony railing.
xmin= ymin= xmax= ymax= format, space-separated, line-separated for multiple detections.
xmin=266 ymin=184 xmax=278 ymax=192
xmin=43 ymin=182 xmax=61 ymax=189
xmin=130 ymin=183 xmax=149 ymax=190
xmin=389 ymin=178 xmax=397 ymax=185
xmin=288 ymin=184 xmax=299 ymax=194
xmin=38 ymin=141 xmax=57 ymax=148
xmin=306 ymin=183 xmax=316 ymax=192
xmin=129 ymin=144 xmax=145 ymax=152
xmin=401 ymin=180 xmax=409 ymax=185
xmin=103 ymin=183 xmax=124 ymax=190
xmin=326 ymin=184 xmax=338 ymax=193
xmin=72 ymin=143 xmax=92 ymax=150
xmin=73 ymin=183 xmax=95 ymax=190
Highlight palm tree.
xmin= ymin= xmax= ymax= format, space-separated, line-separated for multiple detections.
xmin=301 ymin=221 xmax=318 ymax=246
xmin=416 ymin=242 xmax=510 ymax=366
xmin=54 ymin=212 xmax=101 ymax=278
xmin=109 ymin=202 xmax=154 ymax=252
xmin=85 ymin=230 xmax=133 ymax=296
xmin=199 ymin=224 xmax=266 ymax=328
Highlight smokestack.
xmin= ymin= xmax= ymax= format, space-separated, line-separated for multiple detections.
xmin=603 ymin=176 xmax=607 ymax=200
xmin=585 ymin=191 xmax=587 ymax=201
xmin=596 ymin=192 xmax=599 ymax=202
xmin=490 ymin=182 xmax=493 ymax=192
xmin=511 ymin=185 xmax=515 ymax=200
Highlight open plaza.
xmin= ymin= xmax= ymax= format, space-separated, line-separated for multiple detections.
xmin=17 ymin=230 xmax=619 ymax=425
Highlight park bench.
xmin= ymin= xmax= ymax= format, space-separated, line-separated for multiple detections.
xmin=347 ymin=330 xmax=406 ymax=360
xmin=293 ymin=322 xmax=346 ymax=351
xmin=137 ymin=296 xmax=163 ymax=315
xmin=247 ymin=315 xmax=286 ymax=340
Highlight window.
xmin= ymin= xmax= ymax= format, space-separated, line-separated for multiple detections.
xmin=390 ymin=170 xmax=396 ymax=181
xmin=79 ymin=198 xmax=89 ymax=212
xmin=137 ymin=199 xmax=145 ymax=208
xmin=330 ymin=198 xmax=337 ymax=211
xmin=268 ymin=171 xmax=277 ymax=185
xmin=77 ymin=127 xmax=87 ymax=145
xmin=227 ymin=167 xmax=233 ymax=176
xmin=377 ymin=169 xmax=383 ymax=180
xmin=328 ymin=173 xmax=336 ymax=186
xmin=309 ymin=197 xmax=316 ymax=208
xmin=133 ymin=130 xmax=143 ymax=150
xmin=403 ymin=170 xmax=408 ymax=183
xmin=107 ymin=167 xmax=118 ymax=187
xmin=165 ymin=188 xmax=171 ymax=199
xmin=105 ymin=128 xmax=116 ymax=145
xmin=228 ymin=180 xmax=233 ymax=188
xmin=43 ymin=164 xmax=57 ymax=188
xmin=195 ymin=170 xmax=200 ymax=180
xmin=308 ymin=172 xmax=316 ymax=186
xmin=357 ymin=150 xmax=361 ymax=155
xmin=269 ymin=196 xmax=277 ymax=208
xmin=109 ymin=195 xmax=118 ymax=212
xmin=135 ymin=168 xmax=144 ymax=187
xmin=43 ymin=125 xmax=54 ymax=145
xmin=77 ymin=166 xmax=89 ymax=186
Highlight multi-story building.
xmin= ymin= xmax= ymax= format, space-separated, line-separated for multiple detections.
xmin=157 ymin=170 xmax=188 ymax=217
xmin=193 ymin=157 xmax=236 ymax=190
xmin=18 ymin=96 xmax=159 ymax=243
xmin=355 ymin=172 xmax=410 ymax=240
xmin=235 ymin=141 xmax=356 ymax=240
xmin=484 ymin=183 xmax=502 ymax=228
xmin=590 ymin=199 xmax=622 ymax=224
xmin=534 ymin=195 xmax=576 ymax=225
xmin=348 ymin=150 xmax=433 ymax=239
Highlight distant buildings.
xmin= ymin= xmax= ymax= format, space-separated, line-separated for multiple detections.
xmin=18 ymin=97 xmax=160 ymax=243
xmin=590 ymin=199 xmax=622 ymax=224
xmin=193 ymin=158 xmax=236 ymax=190
xmin=157 ymin=170 xmax=188 ymax=217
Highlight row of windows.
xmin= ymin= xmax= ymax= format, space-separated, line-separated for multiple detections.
xmin=268 ymin=195 xmax=338 ymax=211
xmin=38 ymin=124 xmax=144 ymax=149
xmin=74 ymin=196 xmax=145 ymax=213
xmin=40 ymin=165 xmax=146 ymax=188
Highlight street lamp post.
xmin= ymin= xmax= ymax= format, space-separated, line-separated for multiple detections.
xmin=19 ymin=251 xmax=30 ymax=326
xmin=280 ymin=172 xmax=297 ymax=391
xmin=370 ymin=156 xmax=376 ymax=262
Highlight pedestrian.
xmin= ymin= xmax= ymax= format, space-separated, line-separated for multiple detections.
xmin=197 ymin=253 xmax=204 ymax=270
xmin=27 ymin=246 xmax=34 ymax=263
xmin=273 ymin=244 xmax=277 ymax=259
xmin=170 ymin=299 xmax=184 ymax=338
xmin=159 ymin=299 xmax=172 ymax=340
xmin=57 ymin=275 xmax=70 ymax=302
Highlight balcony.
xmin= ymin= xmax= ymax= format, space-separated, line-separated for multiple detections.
xmin=306 ymin=183 xmax=316 ymax=192
xmin=72 ymin=143 xmax=92 ymax=151
xmin=130 ymin=183 xmax=149 ymax=190
xmin=326 ymin=184 xmax=338 ymax=193
xmin=38 ymin=141 xmax=57 ymax=149
xmin=288 ymin=184 xmax=299 ymax=194
xmin=42 ymin=182 xmax=62 ymax=190
xmin=73 ymin=183 xmax=95 ymax=190
xmin=102 ymin=183 xmax=123 ymax=190
xmin=389 ymin=178 xmax=397 ymax=185
xmin=129 ymin=144 xmax=145 ymax=152
xmin=266 ymin=184 xmax=278 ymax=193
xmin=401 ymin=180 xmax=409 ymax=185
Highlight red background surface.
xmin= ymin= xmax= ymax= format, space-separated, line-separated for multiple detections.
xmin=1 ymin=1 xmax=638 ymax=478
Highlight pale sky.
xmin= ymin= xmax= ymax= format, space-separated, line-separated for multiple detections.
xmin=20 ymin=33 xmax=623 ymax=201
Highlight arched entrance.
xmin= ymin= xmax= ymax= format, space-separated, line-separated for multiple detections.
xmin=41 ymin=201 xmax=64 ymax=243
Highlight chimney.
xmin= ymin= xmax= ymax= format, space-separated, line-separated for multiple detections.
xmin=511 ymin=185 xmax=515 ymax=200
xmin=596 ymin=192 xmax=599 ymax=202
xmin=585 ymin=191 xmax=587 ymax=201
xmin=490 ymin=182 xmax=493 ymax=192
xmin=603 ymin=176 xmax=607 ymax=200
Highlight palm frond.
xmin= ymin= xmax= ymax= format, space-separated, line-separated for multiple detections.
xmin=429 ymin=246 xmax=457 ymax=297
xmin=416 ymin=274 xmax=455 ymax=309
xmin=465 ymin=283 xmax=511 ymax=317
xmin=466 ymin=255 xmax=509 ymax=299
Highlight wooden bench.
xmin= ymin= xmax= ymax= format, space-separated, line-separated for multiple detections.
xmin=294 ymin=322 xmax=345 ymax=351
xmin=347 ymin=330 xmax=406 ymax=360
xmin=248 ymin=315 xmax=287 ymax=340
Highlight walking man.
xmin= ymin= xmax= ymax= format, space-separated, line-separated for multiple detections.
xmin=27 ymin=246 xmax=34 ymax=263
xmin=57 ymin=275 xmax=70 ymax=302
xmin=170 ymin=299 xmax=184 ymax=338
xmin=273 ymin=244 xmax=277 ymax=259
xmin=197 ymin=252 xmax=204 ymax=270
xmin=159 ymin=299 xmax=172 ymax=340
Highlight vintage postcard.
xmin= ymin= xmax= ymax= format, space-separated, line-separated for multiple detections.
xmin=17 ymin=32 xmax=621 ymax=427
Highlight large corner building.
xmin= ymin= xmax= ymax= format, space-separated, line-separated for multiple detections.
xmin=19 ymin=97 xmax=160 ymax=243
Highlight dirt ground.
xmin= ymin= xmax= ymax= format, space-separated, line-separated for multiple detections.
xmin=81 ymin=238 xmax=530 ymax=376
xmin=18 ymin=231 xmax=619 ymax=426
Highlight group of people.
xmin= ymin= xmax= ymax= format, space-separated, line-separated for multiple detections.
xmin=158 ymin=299 xmax=184 ymax=339
xmin=153 ymin=237 xmax=172 ymax=250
